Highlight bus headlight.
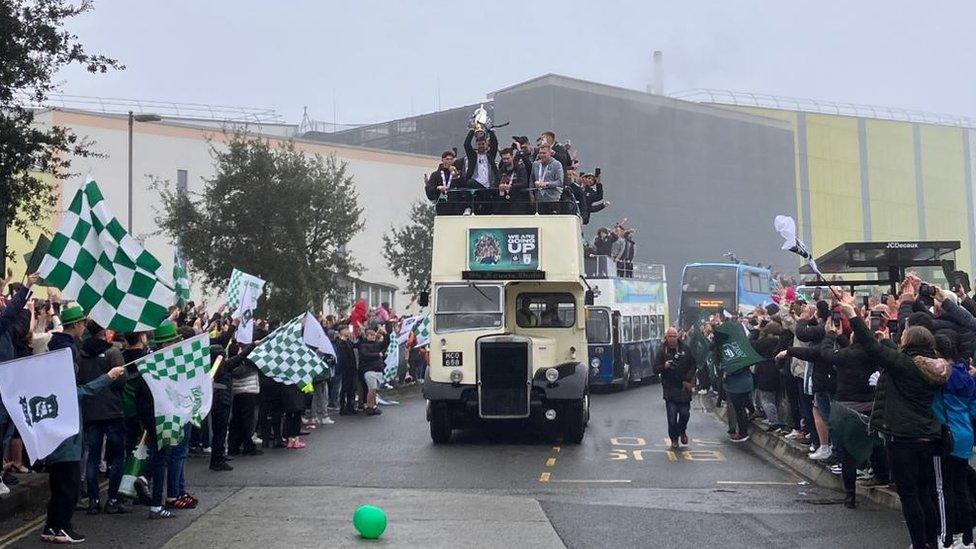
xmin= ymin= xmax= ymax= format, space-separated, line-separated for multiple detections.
xmin=590 ymin=357 xmax=601 ymax=369
xmin=545 ymin=368 xmax=560 ymax=383
xmin=449 ymin=369 xmax=463 ymax=384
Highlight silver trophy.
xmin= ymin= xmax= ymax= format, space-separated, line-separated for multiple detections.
xmin=470 ymin=103 xmax=491 ymax=139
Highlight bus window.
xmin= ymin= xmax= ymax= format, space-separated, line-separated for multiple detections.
xmin=648 ymin=315 xmax=658 ymax=339
xmin=586 ymin=309 xmax=611 ymax=344
xmin=434 ymin=284 xmax=503 ymax=332
xmin=642 ymin=315 xmax=651 ymax=341
xmin=622 ymin=317 xmax=632 ymax=342
xmin=657 ymin=315 xmax=665 ymax=336
xmin=516 ymin=293 xmax=576 ymax=328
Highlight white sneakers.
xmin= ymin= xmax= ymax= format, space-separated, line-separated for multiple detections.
xmin=808 ymin=444 xmax=832 ymax=460
xmin=785 ymin=429 xmax=803 ymax=440
xmin=0 ymin=481 xmax=9 ymax=497
xmin=319 ymin=417 xmax=335 ymax=425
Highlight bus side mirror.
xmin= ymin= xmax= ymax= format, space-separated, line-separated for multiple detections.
xmin=585 ymin=290 xmax=594 ymax=306
xmin=418 ymin=291 xmax=430 ymax=308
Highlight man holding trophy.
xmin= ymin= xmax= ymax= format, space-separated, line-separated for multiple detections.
xmin=461 ymin=104 xmax=499 ymax=213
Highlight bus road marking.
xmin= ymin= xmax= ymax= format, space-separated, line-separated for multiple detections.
xmin=610 ymin=437 xmax=646 ymax=446
xmin=552 ymin=446 xmax=561 ymax=453
xmin=546 ymin=457 xmax=557 ymax=467
xmin=550 ymin=479 xmax=632 ymax=484
xmin=682 ymin=450 xmax=726 ymax=461
xmin=539 ymin=472 xmax=551 ymax=482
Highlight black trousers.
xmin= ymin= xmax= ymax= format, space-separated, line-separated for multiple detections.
xmin=210 ymin=389 xmax=232 ymax=466
xmin=942 ymin=455 xmax=973 ymax=546
xmin=260 ymin=398 xmax=282 ymax=445
xmin=339 ymin=368 xmax=358 ymax=412
xmin=46 ymin=461 xmax=81 ymax=531
xmin=283 ymin=411 xmax=303 ymax=438
xmin=889 ymin=438 xmax=940 ymax=549
xmin=228 ymin=393 xmax=258 ymax=454
xmin=726 ymin=392 xmax=751 ymax=437
xmin=665 ymin=400 xmax=691 ymax=442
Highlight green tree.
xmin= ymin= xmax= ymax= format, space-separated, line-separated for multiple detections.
xmin=0 ymin=0 xmax=122 ymax=270
xmin=155 ymin=133 xmax=363 ymax=322
xmin=382 ymin=199 xmax=434 ymax=302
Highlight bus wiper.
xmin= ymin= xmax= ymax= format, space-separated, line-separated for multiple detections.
xmin=468 ymin=282 xmax=492 ymax=302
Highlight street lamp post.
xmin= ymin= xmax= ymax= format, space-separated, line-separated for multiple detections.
xmin=127 ymin=111 xmax=162 ymax=233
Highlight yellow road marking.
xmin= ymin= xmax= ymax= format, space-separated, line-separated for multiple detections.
xmin=609 ymin=437 xmax=646 ymax=446
xmin=545 ymin=457 xmax=557 ymax=467
xmin=539 ymin=472 xmax=551 ymax=482
xmin=552 ymin=446 xmax=561 ymax=452
xmin=716 ymin=480 xmax=798 ymax=486
xmin=549 ymin=479 xmax=632 ymax=484
xmin=0 ymin=515 xmax=46 ymax=547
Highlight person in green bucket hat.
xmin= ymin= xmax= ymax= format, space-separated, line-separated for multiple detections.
xmin=150 ymin=321 xmax=181 ymax=349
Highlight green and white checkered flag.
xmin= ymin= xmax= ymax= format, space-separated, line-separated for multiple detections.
xmin=136 ymin=333 xmax=213 ymax=449
xmin=225 ymin=268 xmax=265 ymax=311
xmin=39 ymin=178 xmax=176 ymax=332
xmin=173 ymin=245 xmax=191 ymax=308
xmin=250 ymin=312 xmax=325 ymax=386
xmin=383 ymin=337 xmax=401 ymax=383
xmin=413 ymin=316 xmax=430 ymax=347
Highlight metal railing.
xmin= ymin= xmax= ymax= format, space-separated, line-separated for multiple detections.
xmin=670 ymin=88 xmax=976 ymax=129
xmin=584 ymin=255 xmax=665 ymax=281
xmin=15 ymin=91 xmax=284 ymax=123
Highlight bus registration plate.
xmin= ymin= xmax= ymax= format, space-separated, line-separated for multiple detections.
xmin=442 ymin=351 xmax=463 ymax=367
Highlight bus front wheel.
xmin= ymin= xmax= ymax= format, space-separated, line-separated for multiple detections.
xmin=430 ymin=402 xmax=452 ymax=444
xmin=563 ymin=397 xmax=587 ymax=444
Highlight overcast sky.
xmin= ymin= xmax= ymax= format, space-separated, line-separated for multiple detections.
xmin=56 ymin=0 xmax=976 ymax=124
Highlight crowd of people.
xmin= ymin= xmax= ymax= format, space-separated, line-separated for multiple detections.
xmin=423 ymin=127 xmax=609 ymax=222
xmin=0 ymin=270 xmax=427 ymax=544
xmin=677 ymin=273 xmax=976 ymax=549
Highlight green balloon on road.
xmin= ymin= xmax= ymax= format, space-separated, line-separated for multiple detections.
xmin=353 ymin=505 xmax=387 ymax=539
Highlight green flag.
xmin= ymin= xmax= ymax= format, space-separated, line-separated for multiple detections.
xmin=173 ymin=245 xmax=191 ymax=308
xmin=713 ymin=321 xmax=764 ymax=375
xmin=38 ymin=178 xmax=176 ymax=332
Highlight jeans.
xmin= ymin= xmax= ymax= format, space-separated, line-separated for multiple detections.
xmin=665 ymin=400 xmax=691 ymax=442
xmin=46 ymin=461 xmax=81 ymax=531
xmin=311 ymin=381 xmax=330 ymax=420
xmin=889 ymin=438 xmax=941 ymax=549
xmin=210 ymin=389 xmax=232 ymax=467
xmin=756 ymin=389 xmax=781 ymax=426
xmin=84 ymin=419 xmax=126 ymax=502
xmin=727 ymin=392 xmax=751 ymax=437
xmin=327 ymin=374 xmax=341 ymax=408
xmin=166 ymin=425 xmax=190 ymax=498
xmin=942 ymin=455 xmax=972 ymax=546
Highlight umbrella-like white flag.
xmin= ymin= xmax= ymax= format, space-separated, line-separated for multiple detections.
xmin=774 ymin=215 xmax=823 ymax=278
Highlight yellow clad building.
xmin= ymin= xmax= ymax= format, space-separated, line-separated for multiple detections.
xmin=682 ymin=91 xmax=976 ymax=275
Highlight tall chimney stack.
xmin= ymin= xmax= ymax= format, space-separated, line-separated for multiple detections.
xmin=651 ymin=50 xmax=664 ymax=95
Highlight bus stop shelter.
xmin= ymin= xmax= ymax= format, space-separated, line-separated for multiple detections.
xmin=799 ymin=240 xmax=962 ymax=295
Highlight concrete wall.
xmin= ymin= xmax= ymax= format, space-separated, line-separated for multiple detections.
xmin=11 ymin=109 xmax=435 ymax=310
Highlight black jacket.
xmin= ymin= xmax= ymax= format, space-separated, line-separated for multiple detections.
xmin=425 ymin=167 xmax=461 ymax=201
xmin=818 ymin=332 xmax=877 ymax=403
xmin=357 ymin=333 xmax=390 ymax=374
xmin=78 ymin=337 xmax=125 ymax=422
xmin=335 ymin=338 xmax=357 ymax=374
xmin=552 ymin=143 xmax=572 ymax=171
xmin=498 ymin=160 xmax=530 ymax=200
xmin=567 ymin=182 xmax=591 ymax=225
xmin=793 ymin=318 xmax=836 ymax=393
xmin=652 ymin=342 xmax=696 ymax=402
xmin=593 ymin=234 xmax=617 ymax=257
xmin=852 ymin=315 xmax=949 ymax=438
xmin=462 ymin=129 xmax=498 ymax=188
xmin=752 ymin=333 xmax=783 ymax=392
xmin=0 ymin=286 xmax=30 ymax=364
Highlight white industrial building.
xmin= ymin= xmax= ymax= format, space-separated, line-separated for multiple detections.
xmin=15 ymin=105 xmax=435 ymax=314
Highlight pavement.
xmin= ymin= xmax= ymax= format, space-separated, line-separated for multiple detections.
xmin=0 ymin=382 xmax=911 ymax=548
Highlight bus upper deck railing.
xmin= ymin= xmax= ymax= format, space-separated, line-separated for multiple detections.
xmin=433 ymin=189 xmax=580 ymax=216
xmin=585 ymin=255 xmax=665 ymax=281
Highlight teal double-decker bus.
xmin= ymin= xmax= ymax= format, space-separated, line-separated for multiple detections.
xmin=678 ymin=263 xmax=772 ymax=329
